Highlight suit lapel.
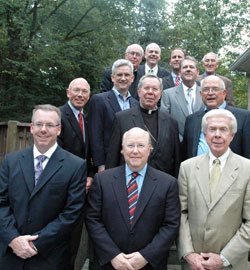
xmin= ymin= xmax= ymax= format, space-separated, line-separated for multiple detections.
xmin=209 ymin=152 xmax=239 ymax=212
xmin=131 ymin=167 xmax=157 ymax=228
xmin=112 ymin=166 xmax=130 ymax=230
xmin=193 ymin=111 xmax=205 ymax=156
xmin=107 ymin=91 xmax=121 ymax=113
xmin=175 ymin=85 xmax=189 ymax=116
xmin=195 ymin=154 xmax=211 ymax=208
xmin=29 ymin=147 xmax=64 ymax=200
xmin=65 ymin=103 xmax=84 ymax=145
xmin=20 ymin=146 xmax=35 ymax=194
xmin=193 ymin=85 xmax=203 ymax=111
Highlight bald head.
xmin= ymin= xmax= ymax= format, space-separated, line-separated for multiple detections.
xmin=125 ymin=44 xmax=144 ymax=70
xmin=145 ymin=43 xmax=161 ymax=69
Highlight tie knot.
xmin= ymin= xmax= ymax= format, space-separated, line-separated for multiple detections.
xmin=213 ymin=158 xmax=220 ymax=165
xmin=37 ymin=155 xmax=47 ymax=163
xmin=132 ymin=172 xmax=138 ymax=178
xmin=188 ymin=88 xmax=192 ymax=94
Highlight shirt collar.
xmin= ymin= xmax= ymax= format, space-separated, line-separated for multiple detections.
xmin=145 ymin=63 xmax=158 ymax=74
xmin=68 ymin=101 xmax=83 ymax=115
xmin=209 ymin=148 xmax=230 ymax=165
xmin=33 ymin=143 xmax=58 ymax=159
xmin=125 ymin=163 xmax=148 ymax=179
xmin=182 ymin=83 xmax=197 ymax=94
xmin=204 ymin=101 xmax=226 ymax=111
xmin=112 ymin=88 xmax=131 ymax=100
xmin=204 ymin=72 xmax=216 ymax=78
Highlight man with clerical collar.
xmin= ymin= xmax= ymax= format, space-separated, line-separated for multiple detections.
xmin=88 ymin=59 xmax=138 ymax=173
xmin=162 ymin=48 xmax=185 ymax=89
xmin=197 ymin=52 xmax=234 ymax=106
xmin=100 ymin=44 xmax=144 ymax=99
xmin=106 ymin=74 xmax=180 ymax=177
xmin=86 ymin=127 xmax=180 ymax=270
xmin=0 ymin=104 xmax=86 ymax=270
xmin=182 ymin=75 xmax=250 ymax=160
xmin=161 ymin=56 xmax=204 ymax=141
xmin=178 ymin=109 xmax=250 ymax=270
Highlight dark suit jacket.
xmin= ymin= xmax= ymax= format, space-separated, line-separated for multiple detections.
xmin=162 ymin=74 xmax=175 ymax=89
xmin=182 ymin=105 xmax=250 ymax=160
xmin=105 ymin=105 xmax=180 ymax=177
xmin=88 ymin=91 xmax=139 ymax=167
xmin=0 ymin=146 xmax=86 ymax=270
xmin=58 ymin=102 xmax=94 ymax=176
xmin=86 ymin=165 xmax=180 ymax=270
xmin=197 ymin=73 xmax=234 ymax=106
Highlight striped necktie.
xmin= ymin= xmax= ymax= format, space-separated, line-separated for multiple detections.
xmin=127 ymin=172 xmax=138 ymax=225
xmin=35 ymin=155 xmax=47 ymax=185
xmin=175 ymin=76 xmax=181 ymax=86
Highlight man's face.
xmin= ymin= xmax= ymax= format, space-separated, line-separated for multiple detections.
xmin=111 ymin=65 xmax=134 ymax=93
xmin=204 ymin=116 xmax=234 ymax=157
xmin=169 ymin=49 xmax=185 ymax=72
xmin=30 ymin=109 xmax=61 ymax=154
xmin=122 ymin=129 xmax=151 ymax=172
xmin=203 ymin=53 xmax=219 ymax=75
xmin=138 ymin=77 xmax=162 ymax=110
xmin=200 ymin=77 xmax=227 ymax=109
xmin=180 ymin=59 xmax=199 ymax=85
xmin=125 ymin=45 xmax=143 ymax=70
xmin=145 ymin=44 xmax=161 ymax=68
xmin=66 ymin=78 xmax=90 ymax=110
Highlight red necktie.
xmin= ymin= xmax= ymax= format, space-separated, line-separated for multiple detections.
xmin=78 ymin=112 xmax=84 ymax=135
xmin=127 ymin=172 xmax=138 ymax=225
xmin=175 ymin=76 xmax=181 ymax=86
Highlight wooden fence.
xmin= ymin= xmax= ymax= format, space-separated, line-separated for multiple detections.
xmin=0 ymin=121 xmax=33 ymax=164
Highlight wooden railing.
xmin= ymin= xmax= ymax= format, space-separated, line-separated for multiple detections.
xmin=0 ymin=121 xmax=33 ymax=164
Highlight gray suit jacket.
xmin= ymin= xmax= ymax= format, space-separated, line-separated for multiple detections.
xmin=178 ymin=151 xmax=250 ymax=270
xmin=160 ymin=83 xmax=204 ymax=141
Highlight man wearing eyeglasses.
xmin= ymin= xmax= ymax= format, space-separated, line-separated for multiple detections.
xmin=86 ymin=127 xmax=180 ymax=270
xmin=0 ymin=104 xmax=86 ymax=270
xmin=57 ymin=77 xmax=94 ymax=270
xmin=182 ymin=75 xmax=250 ymax=160
xmin=100 ymin=44 xmax=144 ymax=99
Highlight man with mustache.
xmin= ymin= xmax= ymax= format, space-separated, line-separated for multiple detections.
xmin=161 ymin=56 xmax=204 ymax=141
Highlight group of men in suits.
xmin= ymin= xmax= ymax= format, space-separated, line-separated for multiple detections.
xmin=2 ymin=40 xmax=250 ymax=270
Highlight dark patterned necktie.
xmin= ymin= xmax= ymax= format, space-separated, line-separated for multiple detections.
xmin=127 ymin=172 xmax=139 ymax=225
xmin=35 ymin=155 xmax=47 ymax=185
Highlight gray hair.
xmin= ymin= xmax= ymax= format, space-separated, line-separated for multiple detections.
xmin=202 ymin=109 xmax=237 ymax=135
xmin=137 ymin=74 xmax=163 ymax=91
xmin=180 ymin=56 xmax=199 ymax=70
xmin=112 ymin=59 xmax=134 ymax=75
xmin=145 ymin=43 xmax=161 ymax=54
xmin=201 ymin=75 xmax=225 ymax=90
xmin=202 ymin=52 xmax=219 ymax=63
xmin=125 ymin=44 xmax=144 ymax=57
xmin=32 ymin=104 xmax=61 ymax=125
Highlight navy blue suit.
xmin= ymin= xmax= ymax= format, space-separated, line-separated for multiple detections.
xmin=182 ymin=105 xmax=250 ymax=160
xmin=0 ymin=146 xmax=86 ymax=270
xmin=86 ymin=165 xmax=180 ymax=270
xmin=87 ymin=91 xmax=138 ymax=167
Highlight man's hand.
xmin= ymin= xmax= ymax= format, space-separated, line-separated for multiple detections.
xmin=124 ymin=252 xmax=148 ymax=270
xmin=9 ymin=235 xmax=39 ymax=259
xmin=86 ymin=177 xmax=93 ymax=194
xmin=201 ymin=253 xmax=223 ymax=270
xmin=185 ymin=253 xmax=206 ymax=270
xmin=111 ymin=253 xmax=135 ymax=270
xmin=98 ymin=165 xmax=105 ymax=172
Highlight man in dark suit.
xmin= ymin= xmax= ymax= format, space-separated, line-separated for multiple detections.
xmin=86 ymin=127 xmax=180 ymax=270
xmin=100 ymin=44 xmax=144 ymax=99
xmin=106 ymin=74 xmax=180 ymax=177
xmin=57 ymin=77 xmax=93 ymax=270
xmin=162 ymin=48 xmax=185 ymax=89
xmin=197 ymin=52 xmax=234 ymax=106
xmin=161 ymin=56 xmax=204 ymax=141
xmin=0 ymin=104 xmax=86 ymax=270
xmin=183 ymin=75 xmax=250 ymax=160
xmin=88 ymin=59 xmax=139 ymax=173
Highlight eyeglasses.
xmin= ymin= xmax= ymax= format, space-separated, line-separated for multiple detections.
xmin=202 ymin=87 xmax=222 ymax=93
xmin=126 ymin=51 xmax=143 ymax=57
xmin=125 ymin=144 xmax=147 ymax=150
xmin=33 ymin=122 xmax=60 ymax=129
xmin=71 ymin=89 xmax=89 ymax=95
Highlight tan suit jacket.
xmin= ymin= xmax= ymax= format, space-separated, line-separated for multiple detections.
xmin=197 ymin=73 xmax=234 ymax=106
xmin=178 ymin=151 xmax=250 ymax=270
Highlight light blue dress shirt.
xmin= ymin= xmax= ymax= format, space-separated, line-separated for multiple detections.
xmin=112 ymin=88 xmax=131 ymax=111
